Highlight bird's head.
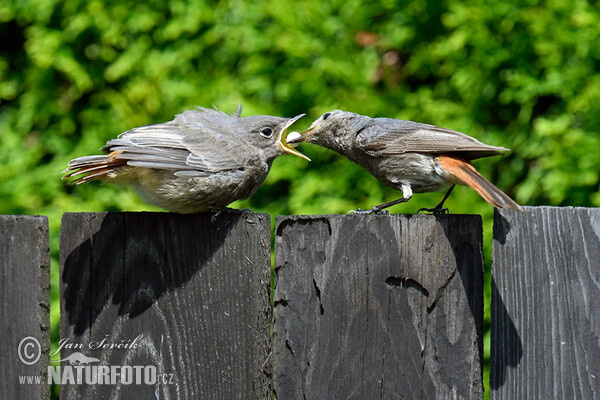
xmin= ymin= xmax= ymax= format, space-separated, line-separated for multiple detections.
xmin=241 ymin=113 xmax=310 ymax=163
xmin=285 ymin=110 xmax=363 ymax=153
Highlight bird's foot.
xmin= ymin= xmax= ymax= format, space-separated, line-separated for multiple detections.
xmin=210 ymin=211 xmax=223 ymax=226
xmin=347 ymin=207 xmax=390 ymax=215
xmin=418 ymin=206 xmax=449 ymax=215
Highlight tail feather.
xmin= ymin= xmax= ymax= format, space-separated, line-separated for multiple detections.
xmin=63 ymin=163 xmax=112 ymax=178
xmin=62 ymin=151 xmax=127 ymax=184
xmin=65 ymin=155 xmax=109 ymax=168
xmin=438 ymin=155 xmax=523 ymax=211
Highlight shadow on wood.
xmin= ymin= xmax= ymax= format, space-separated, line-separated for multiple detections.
xmin=489 ymin=277 xmax=523 ymax=390
xmin=436 ymin=214 xmax=485 ymax=339
xmin=61 ymin=212 xmax=237 ymax=334
xmin=273 ymin=214 xmax=483 ymax=400
xmin=490 ymin=204 xmax=523 ymax=392
xmin=60 ymin=211 xmax=271 ymax=399
xmin=491 ymin=207 xmax=600 ymax=399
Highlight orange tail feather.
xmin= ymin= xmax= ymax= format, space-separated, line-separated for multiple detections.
xmin=62 ymin=151 xmax=127 ymax=184
xmin=437 ymin=155 xmax=523 ymax=211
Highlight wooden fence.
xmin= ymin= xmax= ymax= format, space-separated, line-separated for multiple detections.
xmin=0 ymin=216 xmax=50 ymax=400
xmin=491 ymin=207 xmax=600 ymax=399
xmin=1 ymin=207 xmax=599 ymax=399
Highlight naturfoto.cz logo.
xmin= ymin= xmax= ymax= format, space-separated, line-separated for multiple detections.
xmin=17 ymin=335 xmax=174 ymax=386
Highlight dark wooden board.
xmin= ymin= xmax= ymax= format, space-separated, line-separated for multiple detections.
xmin=492 ymin=207 xmax=600 ymax=399
xmin=273 ymin=214 xmax=484 ymax=399
xmin=59 ymin=211 xmax=271 ymax=399
xmin=0 ymin=215 xmax=50 ymax=399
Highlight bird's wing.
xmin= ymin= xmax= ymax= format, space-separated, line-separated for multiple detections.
xmin=356 ymin=118 xmax=509 ymax=160
xmin=103 ymin=109 xmax=254 ymax=177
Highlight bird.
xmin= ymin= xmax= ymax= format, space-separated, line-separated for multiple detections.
xmin=63 ymin=105 xmax=309 ymax=214
xmin=286 ymin=110 xmax=523 ymax=213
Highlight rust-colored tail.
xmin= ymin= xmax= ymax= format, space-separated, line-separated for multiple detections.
xmin=438 ymin=155 xmax=523 ymax=211
xmin=62 ymin=151 xmax=127 ymax=185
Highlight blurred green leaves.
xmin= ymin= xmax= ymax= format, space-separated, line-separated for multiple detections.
xmin=2 ymin=1 xmax=600 ymax=397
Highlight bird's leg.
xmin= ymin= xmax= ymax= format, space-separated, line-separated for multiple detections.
xmin=349 ymin=184 xmax=413 ymax=215
xmin=418 ymin=185 xmax=455 ymax=215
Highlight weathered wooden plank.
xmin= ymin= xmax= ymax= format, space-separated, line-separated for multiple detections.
xmin=0 ymin=215 xmax=50 ymax=399
xmin=59 ymin=211 xmax=271 ymax=399
xmin=273 ymin=214 xmax=484 ymax=399
xmin=491 ymin=207 xmax=600 ymax=399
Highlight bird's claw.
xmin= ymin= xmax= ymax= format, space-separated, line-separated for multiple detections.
xmin=348 ymin=208 xmax=390 ymax=215
xmin=372 ymin=208 xmax=391 ymax=215
xmin=210 ymin=211 xmax=221 ymax=226
xmin=348 ymin=208 xmax=366 ymax=215
xmin=418 ymin=207 xmax=449 ymax=215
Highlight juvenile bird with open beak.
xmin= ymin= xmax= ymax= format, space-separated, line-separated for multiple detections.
xmin=63 ymin=105 xmax=309 ymax=213
xmin=287 ymin=110 xmax=522 ymax=213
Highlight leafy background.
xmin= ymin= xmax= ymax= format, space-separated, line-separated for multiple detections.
xmin=2 ymin=0 xmax=599 ymax=397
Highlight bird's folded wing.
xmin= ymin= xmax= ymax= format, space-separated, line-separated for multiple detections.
xmin=103 ymin=111 xmax=252 ymax=177
xmin=356 ymin=119 xmax=510 ymax=160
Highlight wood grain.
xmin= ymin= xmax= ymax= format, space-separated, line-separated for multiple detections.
xmin=492 ymin=206 xmax=600 ymax=399
xmin=0 ymin=215 xmax=50 ymax=399
xmin=273 ymin=214 xmax=484 ymax=400
xmin=59 ymin=211 xmax=271 ymax=399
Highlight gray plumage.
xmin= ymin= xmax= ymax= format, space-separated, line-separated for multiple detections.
xmin=63 ymin=105 xmax=308 ymax=213
xmin=289 ymin=110 xmax=522 ymax=211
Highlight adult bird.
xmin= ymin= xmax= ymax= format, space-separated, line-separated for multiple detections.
xmin=287 ymin=110 xmax=522 ymax=213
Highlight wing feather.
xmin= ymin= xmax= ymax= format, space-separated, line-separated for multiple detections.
xmin=101 ymin=108 xmax=252 ymax=174
xmin=357 ymin=118 xmax=509 ymax=160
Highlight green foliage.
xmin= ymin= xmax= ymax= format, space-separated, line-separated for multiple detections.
xmin=2 ymin=0 xmax=600 ymax=397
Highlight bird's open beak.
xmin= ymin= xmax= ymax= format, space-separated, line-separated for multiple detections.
xmin=279 ymin=114 xmax=311 ymax=161
xmin=285 ymin=125 xmax=319 ymax=144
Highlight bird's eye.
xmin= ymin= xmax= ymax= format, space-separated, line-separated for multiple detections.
xmin=322 ymin=112 xmax=331 ymax=120
xmin=260 ymin=127 xmax=273 ymax=138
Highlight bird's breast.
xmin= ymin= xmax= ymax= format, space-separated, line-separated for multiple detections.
xmin=111 ymin=164 xmax=270 ymax=213
xmin=360 ymin=153 xmax=448 ymax=193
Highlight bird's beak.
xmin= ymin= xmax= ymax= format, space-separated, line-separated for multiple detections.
xmin=285 ymin=125 xmax=319 ymax=144
xmin=279 ymin=114 xmax=311 ymax=161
